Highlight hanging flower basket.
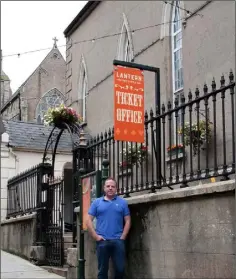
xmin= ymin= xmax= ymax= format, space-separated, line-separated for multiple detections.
xmin=43 ymin=104 xmax=83 ymax=128
xmin=119 ymin=143 xmax=148 ymax=171
xmin=178 ymin=119 xmax=212 ymax=156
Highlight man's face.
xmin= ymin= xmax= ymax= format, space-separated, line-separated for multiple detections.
xmin=104 ymin=179 xmax=117 ymax=197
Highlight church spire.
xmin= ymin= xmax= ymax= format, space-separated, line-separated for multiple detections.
xmin=52 ymin=37 xmax=58 ymax=49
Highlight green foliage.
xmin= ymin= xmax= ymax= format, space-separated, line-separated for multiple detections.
xmin=44 ymin=104 xmax=83 ymax=126
xmin=178 ymin=119 xmax=212 ymax=156
xmin=119 ymin=143 xmax=148 ymax=168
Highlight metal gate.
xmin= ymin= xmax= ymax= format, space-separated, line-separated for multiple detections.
xmin=45 ymin=178 xmax=64 ymax=266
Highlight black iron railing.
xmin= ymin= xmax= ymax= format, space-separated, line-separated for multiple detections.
xmin=45 ymin=177 xmax=64 ymax=266
xmin=6 ymin=163 xmax=52 ymax=218
xmin=79 ymin=71 xmax=235 ymax=196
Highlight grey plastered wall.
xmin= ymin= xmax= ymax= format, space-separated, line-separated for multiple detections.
xmin=77 ymin=180 xmax=235 ymax=279
xmin=1 ymin=213 xmax=37 ymax=260
xmin=66 ymin=1 xmax=235 ymax=135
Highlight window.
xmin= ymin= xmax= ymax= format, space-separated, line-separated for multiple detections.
xmin=117 ymin=13 xmax=134 ymax=62
xmin=171 ymin=1 xmax=183 ymax=93
xmin=78 ymin=56 xmax=88 ymax=121
xmin=35 ymin=88 xmax=65 ymax=124
xmin=171 ymin=1 xmax=184 ymax=143
xmin=81 ymin=69 xmax=88 ymax=121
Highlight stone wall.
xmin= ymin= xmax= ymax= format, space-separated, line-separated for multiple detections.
xmin=1 ymin=213 xmax=37 ymax=260
xmin=70 ymin=180 xmax=235 ymax=279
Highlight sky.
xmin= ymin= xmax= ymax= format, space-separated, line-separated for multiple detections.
xmin=1 ymin=1 xmax=87 ymax=93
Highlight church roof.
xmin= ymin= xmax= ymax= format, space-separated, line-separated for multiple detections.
xmin=3 ymin=120 xmax=89 ymax=152
xmin=1 ymin=45 xmax=65 ymax=113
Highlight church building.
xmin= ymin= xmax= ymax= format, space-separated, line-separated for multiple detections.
xmin=1 ymin=70 xmax=12 ymax=107
xmin=1 ymin=39 xmax=66 ymax=124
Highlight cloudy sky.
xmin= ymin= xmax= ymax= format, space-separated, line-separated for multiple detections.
xmin=1 ymin=1 xmax=87 ymax=92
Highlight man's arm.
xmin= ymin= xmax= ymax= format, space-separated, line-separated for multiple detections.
xmin=120 ymin=200 xmax=131 ymax=240
xmin=120 ymin=215 xmax=131 ymax=240
xmin=86 ymin=215 xmax=100 ymax=241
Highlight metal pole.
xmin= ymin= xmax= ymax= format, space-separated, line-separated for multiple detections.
xmin=113 ymin=59 xmax=159 ymax=73
xmin=0 ymin=49 xmax=2 ymax=214
xmin=78 ymin=167 xmax=86 ymax=279
xmin=155 ymin=69 xmax=162 ymax=189
xmin=0 ymin=49 xmax=2 ymax=109
xmin=234 ymin=71 xmax=236 ymax=277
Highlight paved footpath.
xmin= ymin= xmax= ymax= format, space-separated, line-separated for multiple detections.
xmin=1 ymin=250 xmax=65 ymax=278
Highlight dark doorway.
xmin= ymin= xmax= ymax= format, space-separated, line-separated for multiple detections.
xmin=63 ymin=167 xmax=73 ymax=232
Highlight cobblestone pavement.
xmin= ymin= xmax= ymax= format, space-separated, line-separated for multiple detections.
xmin=1 ymin=250 xmax=64 ymax=278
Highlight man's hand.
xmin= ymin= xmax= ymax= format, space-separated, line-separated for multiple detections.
xmin=95 ymin=235 xmax=105 ymax=241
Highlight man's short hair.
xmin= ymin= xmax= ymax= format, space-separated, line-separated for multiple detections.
xmin=104 ymin=177 xmax=117 ymax=186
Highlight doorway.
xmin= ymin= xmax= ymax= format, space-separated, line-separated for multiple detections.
xmin=63 ymin=164 xmax=73 ymax=232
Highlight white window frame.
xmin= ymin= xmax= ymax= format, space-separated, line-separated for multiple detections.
xmin=171 ymin=1 xmax=184 ymax=94
xmin=78 ymin=55 xmax=88 ymax=122
xmin=171 ymin=1 xmax=184 ymax=144
xmin=117 ymin=13 xmax=134 ymax=62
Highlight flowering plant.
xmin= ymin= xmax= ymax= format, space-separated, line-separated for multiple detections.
xmin=119 ymin=142 xmax=148 ymax=168
xmin=178 ymin=119 xmax=212 ymax=156
xmin=167 ymin=144 xmax=183 ymax=152
xmin=44 ymin=104 xmax=83 ymax=127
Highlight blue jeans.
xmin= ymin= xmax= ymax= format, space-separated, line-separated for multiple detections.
xmin=96 ymin=239 xmax=125 ymax=279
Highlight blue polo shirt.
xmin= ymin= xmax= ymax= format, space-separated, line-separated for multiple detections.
xmin=88 ymin=195 xmax=130 ymax=240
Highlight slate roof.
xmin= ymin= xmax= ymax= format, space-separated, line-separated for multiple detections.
xmin=0 ymin=116 xmax=5 ymax=135
xmin=3 ymin=120 xmax=89 ymax=152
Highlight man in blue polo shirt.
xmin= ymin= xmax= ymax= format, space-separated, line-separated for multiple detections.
xmin=86 ymin=177 xmax=131 ymax=279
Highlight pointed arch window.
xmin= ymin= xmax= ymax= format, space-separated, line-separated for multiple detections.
xmin=35 ymin=88 xmax=65 ymax=124
xmin=171 ymin=1 xmax=184 ymax=93
xmin=117 ymin=13 xmax=134 ymax=62
xmin=78 ymin=56 xmax=88 ymax=121
xmin=171 ymin=1 xmax=184 ymax=144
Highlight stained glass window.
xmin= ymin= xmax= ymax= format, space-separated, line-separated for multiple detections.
xmin=35 ymin=88 xmax=65 ymax=123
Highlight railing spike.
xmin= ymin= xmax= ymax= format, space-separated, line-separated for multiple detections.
xmin=174 ymin=96 xmax=179 ymax=107
xmin=220 ymin=74 xmax=225 ymax=87
xmin=161 ymin=103 xmax=166 ymax=113
xmin=195 ymin=87 xmax=200 ymax=98
xmin=203 ymin=83 xmax=208 ymax=94
xmin=167 ymin=100 xmax=172 ymax=110
xmin=229 ymin=69 xmax=234 ymax=82
xmin=188 ymin=89 xmax=192 ymax=101
xmin=145 ymin=110 xmax=148 ymax=121
xmin=150 ymin=108 xmax=154 ymax=118
xmin=211 ymin=77 xmax=216 ymax=90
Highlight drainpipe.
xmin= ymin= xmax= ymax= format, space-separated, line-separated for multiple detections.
xmin=234 ymin=71 xmax=236 ymax=275
xmin=9 ymin=148 xmax=19 ymax=173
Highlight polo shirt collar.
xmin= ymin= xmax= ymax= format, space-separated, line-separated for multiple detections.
xmin=103 ymin=194 xmax=117 ymax=201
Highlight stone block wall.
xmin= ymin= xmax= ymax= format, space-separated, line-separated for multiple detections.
xmin=1 ymin=213 xmax=37 ymax=260
xmin=72 ymin=180 xmax=235 ymax=279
